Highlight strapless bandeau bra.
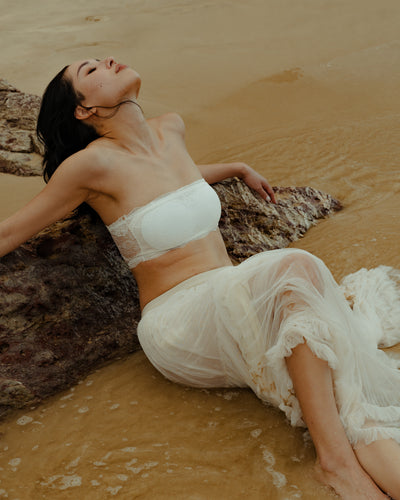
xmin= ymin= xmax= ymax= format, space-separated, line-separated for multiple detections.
xmin=106 ymin=178 xmax=222 ymax=269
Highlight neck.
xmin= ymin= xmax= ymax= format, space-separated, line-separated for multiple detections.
xmin=92 ymin=98 xmax=156 ymax=154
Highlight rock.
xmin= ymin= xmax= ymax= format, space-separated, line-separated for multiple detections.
xmin=0 ymin=78 xmax=42 ymax=176
xmin=0 ymin=210 xmax=140 ymax=418
xmin=0 ymin=126 xmax=32 ymax=153
xmin=214 ymin=179 xmax=342 ymax=262
xmin=0 ymin=150 xmax=43 ymax=176
xmin=0 ymin=79 xmax=342 ymax=417
xmin=0 ymin=80 xmax=17 ymax=92
xmin=0 ymin=378 xmax=35 ymax=408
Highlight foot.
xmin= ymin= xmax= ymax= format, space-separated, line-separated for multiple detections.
xmin=314 ymin=458 xmax=389 ymax=500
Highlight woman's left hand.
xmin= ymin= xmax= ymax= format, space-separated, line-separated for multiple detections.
xmin=239 ymin=163 xmax=277 ymax=204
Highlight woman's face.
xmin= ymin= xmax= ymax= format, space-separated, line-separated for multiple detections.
xmin=66 ymin=56 xmax=141 ymax=108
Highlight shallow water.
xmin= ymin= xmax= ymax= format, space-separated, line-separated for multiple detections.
xmin=0 ymin=0 xmax=400 ymax=498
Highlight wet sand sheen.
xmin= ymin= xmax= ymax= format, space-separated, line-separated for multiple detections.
xmin=0 ymin=0 xmax=400 ymax=498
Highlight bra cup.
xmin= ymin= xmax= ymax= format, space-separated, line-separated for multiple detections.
xmin=140 ymin=185 xmax=221 ymax=251
xmin=141 ymin=201 xmax=194 ymax=250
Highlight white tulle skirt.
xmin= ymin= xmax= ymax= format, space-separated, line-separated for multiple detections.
xmin=137 ymin=248 xmax=400 ymax=447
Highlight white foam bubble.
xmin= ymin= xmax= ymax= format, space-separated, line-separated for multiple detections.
xmin=223 ymin=391 xmax=239 ymax=400
xmin=262 ymin=448 xmax=275 ymax=466
xmin=261 ymin=446 xmax=287 ymax=489
xmin=116 ymin=474 xmax=128 ymax=481
xmin=125 ymin=458 xmax=138 ymax=467
xmin=78 ymin=407 xmax=89 ymax=414
xmin=40 ymin=474 xmax=82 ymax=490
xmin=126 ymin=466 xmax=143 ymax=474
xmin=106 ymin=486 xmax=123 ymax=496
xmin=59 ymin=475 xmax=81 ymax=489
xmin=8 ymin=458 xmax=21 ymax=467
xmin=144 ymin=461 xmax=159 ymax=469
xmin=302 ymin=430 xmax=312 ymax=444
xmin=287 ymin=485 xmax=303 ymax=498
xmin=66 ymin=457 xmax=81 ymax=469
xmin=16 ymin=416 xmax=33 ymax=426
xmin=250 ymin=428 xmax=262 ymax=438
xmin=109 ymin=404 xmax=120 ymax=410
xmin=121 ymin=447 xmax=136 ymax=453
xmin=60 ymin=394 xmax=74 ymax=401
xmin=270 ymin=470 xmax=287 ymax=488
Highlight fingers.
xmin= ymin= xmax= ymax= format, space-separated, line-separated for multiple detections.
xmin=242 ymin=167 xmax=277 ymax=204
xmin=261 ymin=180 xmax=277 ymax=204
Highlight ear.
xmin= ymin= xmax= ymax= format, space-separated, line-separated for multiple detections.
xmin=74 ymin=105 xmax=97 ymax=121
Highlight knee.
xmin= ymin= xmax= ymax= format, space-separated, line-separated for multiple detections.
xmin=278 ymin=251 xmax=324 ymax=290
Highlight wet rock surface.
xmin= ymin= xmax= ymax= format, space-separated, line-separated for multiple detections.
xmin=0 ymin=211 xmax=140 ymax=418
xmin=0 ymin=78 xmax=43 ymax=176
xmin=214 ymin=178 xmax=342 ymax=262
xmin=0 ymin=80 xmax=342 ymax=417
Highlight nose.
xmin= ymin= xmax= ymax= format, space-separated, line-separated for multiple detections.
xmin=104 ymin=56 xmax=115 ymax=68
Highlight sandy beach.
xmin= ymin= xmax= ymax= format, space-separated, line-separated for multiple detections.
xmin=0 ymin=0 xmax=399 ymax=498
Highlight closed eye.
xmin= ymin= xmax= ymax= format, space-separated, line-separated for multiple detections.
xmin=88 ymin=67 xmax=96 ymax=74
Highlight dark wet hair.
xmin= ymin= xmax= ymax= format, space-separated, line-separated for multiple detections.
xmin=36 ymin=66 xmax=99 ymax=183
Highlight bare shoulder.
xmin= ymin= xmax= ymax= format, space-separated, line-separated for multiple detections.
xmin=51 ymin=147 xmax=109 ymax=189
xmin=148 ymin=112 xmax=185 ymax=135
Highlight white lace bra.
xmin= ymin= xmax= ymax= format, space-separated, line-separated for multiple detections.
xmin=106 ymin=178 xmax=222 ymax=269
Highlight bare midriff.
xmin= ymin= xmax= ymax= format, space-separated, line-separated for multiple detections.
xmin=132 ymin=230 xmax=233 ymax=310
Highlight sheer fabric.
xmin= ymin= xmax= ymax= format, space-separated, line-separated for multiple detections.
xmin=106 ymin=179 xmax=221 ymax=268
xmin=138 ymin=248 xmax=400 ymax=447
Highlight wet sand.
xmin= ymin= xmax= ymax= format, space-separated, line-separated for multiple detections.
xmin=0 ymin=0 xmax=399 ymax=498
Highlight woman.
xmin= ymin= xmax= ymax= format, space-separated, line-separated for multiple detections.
xmin=0 ymin=56 xmax=399 ymax=499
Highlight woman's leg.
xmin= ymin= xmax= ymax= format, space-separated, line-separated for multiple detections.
xmin=355 ymin=440 xmax=400 ymax=499
xmin=285 ymin=341 xmax=388 ymax=499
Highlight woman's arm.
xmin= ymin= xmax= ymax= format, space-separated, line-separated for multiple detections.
xmin=197 ymin=162 xmax=277 ymax=203
xmin=0 ymin=153 xmax=95 ymax=258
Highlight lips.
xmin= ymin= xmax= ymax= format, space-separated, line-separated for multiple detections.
xmin=115 ymin=63 xmax=127 ymax=73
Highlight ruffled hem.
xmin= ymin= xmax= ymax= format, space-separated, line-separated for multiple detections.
xmin=340 ymin=265 xmax=400 ymax=348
